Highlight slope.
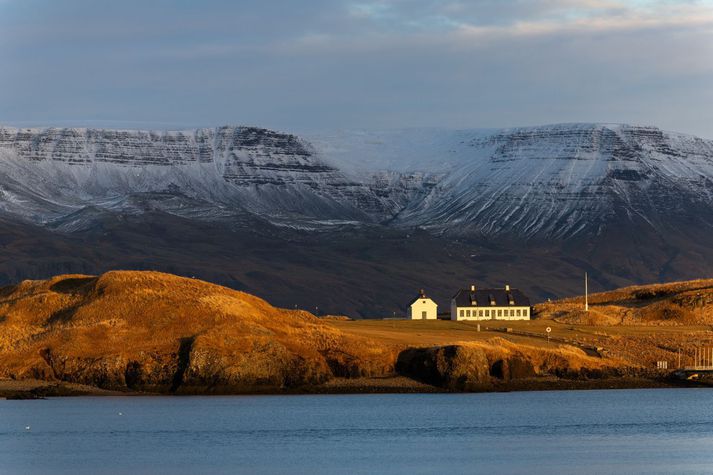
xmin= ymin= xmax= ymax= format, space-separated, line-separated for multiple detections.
xmin=0 ymin=271 xmax=394 ymax=392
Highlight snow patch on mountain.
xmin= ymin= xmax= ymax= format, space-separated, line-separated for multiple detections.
xmin=2 ymin=123 xmax=713 ymax=239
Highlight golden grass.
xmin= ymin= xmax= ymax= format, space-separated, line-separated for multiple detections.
xmin=4 ymin=270 xmax=707 ymax=392
xmin=535 ymin=278 xmax=713 ymax=325
xmin=0 ymin=271 xmax=395 ymax=388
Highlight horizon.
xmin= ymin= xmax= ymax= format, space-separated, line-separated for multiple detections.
xmin=1 ymin=120 xmax=711 ymax=141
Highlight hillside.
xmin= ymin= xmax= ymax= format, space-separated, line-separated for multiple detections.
xmin=0 ymin=271 xmax=395 ymax=393
xmin=535 ymin=278 xmax=713 ymax=325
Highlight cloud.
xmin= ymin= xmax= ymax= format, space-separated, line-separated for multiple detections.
xmin=0 ymin=0 xmax=712 ymax=138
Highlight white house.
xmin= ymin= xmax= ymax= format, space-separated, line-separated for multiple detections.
xmin=450 ymin=284 xmax=531 ymax=321
xmin=407 ymin=289 xmax=438 ymax=320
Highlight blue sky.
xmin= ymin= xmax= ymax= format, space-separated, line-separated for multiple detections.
xmin=1 ymin=0 xmax=712 ymax=137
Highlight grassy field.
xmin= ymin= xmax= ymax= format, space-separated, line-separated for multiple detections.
xmin=331 ymin=317 xmax=713 ymax=369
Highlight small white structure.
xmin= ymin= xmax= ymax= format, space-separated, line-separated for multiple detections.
xmin=451 ymin=284 xmax=531 ymax=321
xmin=407 ymin=289 xmax=438 ymax=320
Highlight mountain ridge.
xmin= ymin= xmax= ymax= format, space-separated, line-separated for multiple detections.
xmin=1 ymin=122 xmax=713 ymax=315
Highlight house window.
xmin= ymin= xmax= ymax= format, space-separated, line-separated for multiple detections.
xmin=525 ymin=308 xmax=529 ymax=317
xmin=466 ymin=310 xmax=471 ymax=317
xmin=510 ymin=310 xmax=515 ymax=317
xmin=516 ymin=309 xmax=521 ymax=316
xmin=485 ymin=310 xmax=490 ymax=317
xmin=479 ymin=310 xmax=484 ymax=317
xmin=498 ymin=309 xmax=503 ymax=317
xmin=459 ymin=309 xmax=464 ymax=317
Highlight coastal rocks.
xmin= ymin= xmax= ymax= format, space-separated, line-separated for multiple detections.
xmin=395 ymin=342 xmax=603 ymax=391
xmin=395 ymin=345 xmax=491 ymax=390
xmin=489 ymin=357 xmax=536 ymax=381
xmin=179 ymin=335 xmax=332 ymax=393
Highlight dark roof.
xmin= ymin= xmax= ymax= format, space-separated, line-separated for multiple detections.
xmin=409 ymin=293 xmax=436 ymax=306
xmin=452 ymin=288 xmax=530 ymax=307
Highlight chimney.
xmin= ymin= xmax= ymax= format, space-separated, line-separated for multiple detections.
xmin=470 ymin=284 xmax=476 ymax=292
xmin=505 ymin=284 xmax=510 ymax=292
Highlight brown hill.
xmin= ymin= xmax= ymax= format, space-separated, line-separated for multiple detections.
xmin=0 ymin=271 xmax=395 ymax=393
xmin=535 ymin=279 xmax=713 ymax=325
xmin=0 ymin=271 xmax=683 ymax=396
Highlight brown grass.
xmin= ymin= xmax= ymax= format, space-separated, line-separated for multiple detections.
xmin=535 ymin=278 xmax=713 ymax=325
xmin=0 ymin=271 xmax=395 ymax=390
xmin=4 ymin=271 xmax=709 ymax=393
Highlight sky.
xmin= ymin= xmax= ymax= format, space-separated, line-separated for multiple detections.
xmin=1 ymin=0 xmax=712 ymax=137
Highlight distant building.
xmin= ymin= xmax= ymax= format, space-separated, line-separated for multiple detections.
xmin=407 ymin=289 xmax=438 ymax=320
xmin=450 ymin=284 xmax=531 ymax=321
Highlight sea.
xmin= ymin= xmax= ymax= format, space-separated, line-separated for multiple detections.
xmin=2 ymin=389 xmax=713 ymax=475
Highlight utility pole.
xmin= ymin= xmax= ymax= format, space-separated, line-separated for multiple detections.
xmin=585 ymin=272 xmax=589 ymax=312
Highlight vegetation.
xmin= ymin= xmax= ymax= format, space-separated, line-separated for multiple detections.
xmin=1 ymin=272 xmax=712 ymax=396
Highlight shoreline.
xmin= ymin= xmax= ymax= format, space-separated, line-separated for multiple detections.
xmin=1 ymin=375 xmax=699 ymax=399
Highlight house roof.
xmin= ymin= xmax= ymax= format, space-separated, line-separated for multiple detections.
xmin=452 ymin=288 xmax=530 ymax=307
xmin=409 ymin=290 xmax=437 ymax=306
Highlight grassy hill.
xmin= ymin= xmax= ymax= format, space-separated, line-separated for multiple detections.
xmin=2 ymin=271 xmax=711 ymax=396
xmin=535 ymin=279 xmax=713 ymax=325
xmin=0 ymin=271 xmax=394 ymax=393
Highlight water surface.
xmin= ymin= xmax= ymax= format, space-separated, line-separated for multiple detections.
xmin=2 ymin=389 xmax=713 ymax=474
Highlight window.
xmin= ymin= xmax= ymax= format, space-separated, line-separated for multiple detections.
xmin=525 ymin=308 xmax=529 ymax=317
xmin=459 ymin=309 xmax=464 ymax=317
xmin=516 ymin=309 xmax=521 ymax=317
xmin=485 ymin=310 xmax=490 ymax=317
xmin=466 ymin=310 xmax=471 ymax=317
xmin=479 ymin=310 xmax=484 ymax=317
xmin=510 ymin=310 xmax=515 ymax=317
xmin=422 ymin=311 xmax=427 ymax=319
xmin=498 ymin=309 xmax=503 ymax=317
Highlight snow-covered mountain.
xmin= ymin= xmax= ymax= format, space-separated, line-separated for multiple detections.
xmin=0 ymin=126 xmax=433 ymax=230
xmin=2 ymin=122 xmax=713 ymax=314
xmin=360 ymin=123 xmax=713 ymax=239
xmin=1 ymin=123 xmax=713 ymax=239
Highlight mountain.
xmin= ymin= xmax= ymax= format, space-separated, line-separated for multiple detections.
xmin=312 ymin=123 xmax=713 ymax=238
xmin=1 ymin=123 xmax=712 ymax=316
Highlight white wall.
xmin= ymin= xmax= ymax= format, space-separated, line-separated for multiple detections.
xmin=451 ymin=306 xmax=530 ymax=321
xmin=408 ymin=298 xmax=438 ymax=320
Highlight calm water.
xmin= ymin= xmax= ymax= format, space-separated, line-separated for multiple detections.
xmin=2 ymin=389 xmax=713 ymax=474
